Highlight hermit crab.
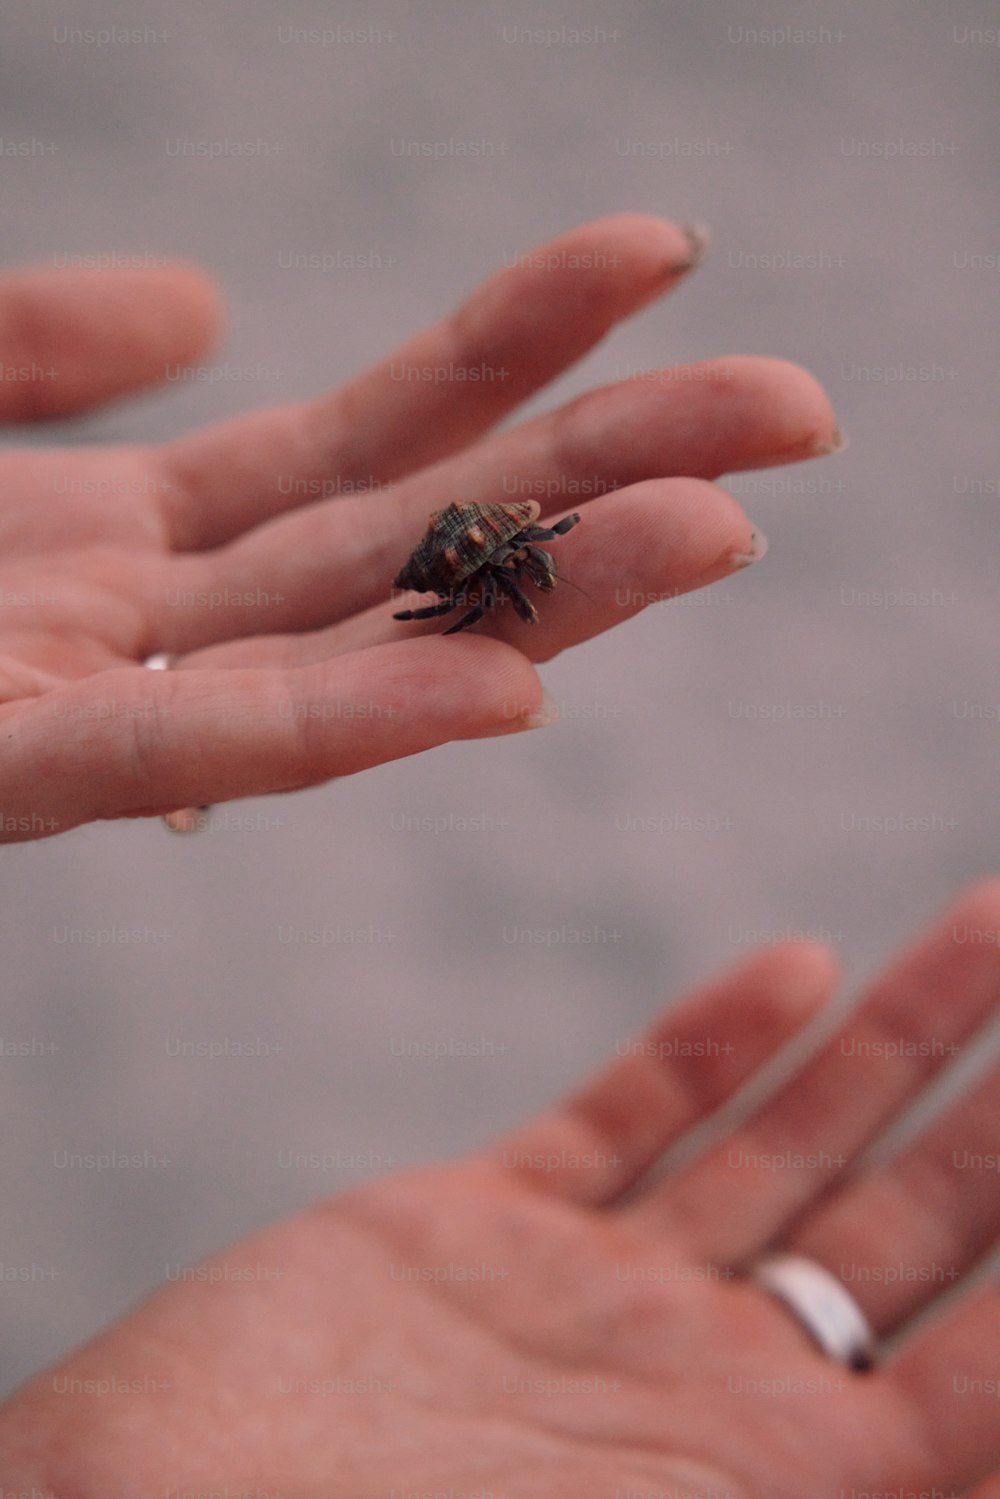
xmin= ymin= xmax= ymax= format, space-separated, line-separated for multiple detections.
xmin=392 ymin=500 xmax=581 ymax=635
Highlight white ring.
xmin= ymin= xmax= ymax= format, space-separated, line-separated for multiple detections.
xmin=752 ymin=1252 xmax=878 ymax=1371
xmin=142 ymin=653 xmax=209 ymax=833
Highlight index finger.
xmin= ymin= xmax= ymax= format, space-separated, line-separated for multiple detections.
xmin=156 ymin=214 xmax=705 ymax=552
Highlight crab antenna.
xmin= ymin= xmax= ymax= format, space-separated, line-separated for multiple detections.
xmin=550 ymin=568 xmax=597 ymax=604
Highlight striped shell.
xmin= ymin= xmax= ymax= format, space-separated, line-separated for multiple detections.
xmin=393 ymin=501 xmax=541 ymax=595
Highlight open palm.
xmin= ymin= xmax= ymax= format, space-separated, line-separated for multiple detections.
xmin=4 ymin=883 xmax=999 ymax=1497
xmin=0 ymin=214 xmax=839 ymax=840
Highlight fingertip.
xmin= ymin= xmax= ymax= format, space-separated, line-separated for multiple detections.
xmin=737 ymin=939 xmax=842 ymax=1020
xmin=93 ymin=260 xmax=227 ymax=389
xmin=774 ymin=939 xmax=842 ymax=1000
xmin=714 ymin=355 xmax=840 ymax=461
xmin=941 ymin=876 xmax=1000 ymax=938
xmin=479 ymin=213 xmax=709 ymax=352
xmin=947 ymin=874 xmax=1000 ymax=912
xmin=0 ymin=259 xmax=227 ymax=421
xmin=574 ymin=211 xmax=710 ymax=273
xmin=145 ymin=259 xmax=227 ymax=362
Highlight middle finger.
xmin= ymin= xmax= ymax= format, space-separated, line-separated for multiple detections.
xmin=152 ymin=354 xmax=837 ymax=654
xmin=783 ymin=1053 xmax=1000 ymax=1336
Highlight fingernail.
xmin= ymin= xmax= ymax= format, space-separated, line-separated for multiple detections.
xmin=726 ymin=526 xmax=769 ymax=569
xmin=520 ymin=688 xmax=560 ymax=730
xmin=810 ymin=422 xmax=848 ymax=457
xmin=673 ymin=222 xmax=712 ymax=273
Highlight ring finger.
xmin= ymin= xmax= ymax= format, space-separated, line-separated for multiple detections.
xmin=781 ymin=1049 xmax=1000 ymax=1336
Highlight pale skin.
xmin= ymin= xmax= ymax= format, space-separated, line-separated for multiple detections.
xmin=5 ymin=217 xmax=997 ymax=1493
xmin=0 ymin=213 xmax=842 ymax=840
xmin=1 ymin=881 xmax=999 ymax=1496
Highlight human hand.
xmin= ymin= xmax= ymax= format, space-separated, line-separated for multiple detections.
xmin=0 ymin=214 xmax=839 ymax=842
xmin=2 ymin=880 xmax=998 ymax=1497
